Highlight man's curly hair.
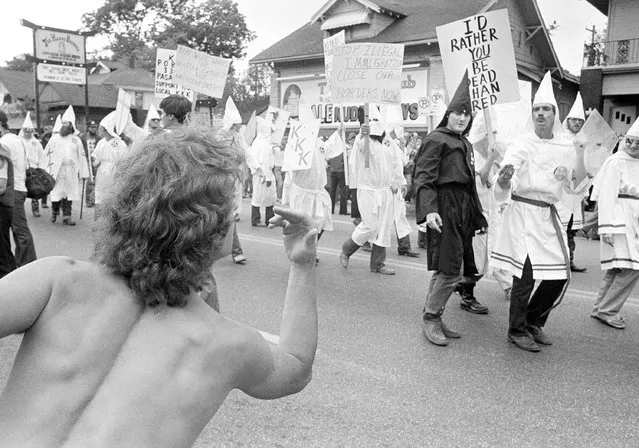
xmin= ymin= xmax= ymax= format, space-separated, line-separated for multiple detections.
xmin=92 ymin=127 xmax=243 ymax=307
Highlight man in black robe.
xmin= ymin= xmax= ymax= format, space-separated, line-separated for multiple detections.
xmin=412 ymin=72 xmax=488 ymax=347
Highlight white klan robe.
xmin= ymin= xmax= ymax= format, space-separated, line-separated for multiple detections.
xmin=92 ymin=137 xmax=127 ymax=205
xmin=21 ymin=135 xmax=44 ymax=169
xmin=591 ymin=150 xmax=639 ymax=270
xmin=386 ymin=137 xmax=411 ymax=239
xmin=248 ymin=119 xmax=276 ymax=207
xmin=490 ymin=132 xmax=589 ymax=280
xmin=349 ymin=134 xmax=404 ymax=247
xmin=287 ymin=138 xmax=334 ymax=232
xmin=41 ymin=133 xmax=90 ymax=202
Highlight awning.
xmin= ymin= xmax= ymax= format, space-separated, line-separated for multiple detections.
xmin=321 ymin=10 xmax=371 ymax=31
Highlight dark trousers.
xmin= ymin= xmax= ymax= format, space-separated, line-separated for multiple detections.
xmin=231 ymin=224 xmax=243 ymax=257
xmin=349 ymin=188 xmax=360 ymax=219
xmin=0 ymin=204 xmax=16 ymax=278
xmin=31 ymin=195 xmax=47 ymax=214
xmin=12 ymin=191 xmax=37 ymax=267
xmin=342 ymin=237 xmax=386 ymax=270
xmin=397 ymin=234 xmax=411 ymax=252
xmin=567 ymin=215 xmax=576 ymax=263
xmin=509 ymin=256 xmax=566 ymax=335
xmin=251 ymin=205 xmax=274 ymax=225
xmin=51 ymin=198 xmax=73 ymax=217
xmin=329 ymin=171 xmax=348 ymax=214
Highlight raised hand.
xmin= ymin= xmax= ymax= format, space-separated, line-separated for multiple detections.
xmin=497 ymin=164 xmax=515 ymax=189
xmin=268 ymin=206 xmax=318 ymax=264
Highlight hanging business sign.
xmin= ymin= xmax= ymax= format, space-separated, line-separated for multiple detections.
xmin=34 ymin=29 xmax=86 ymax=64
xmin=36 ymin=63 xmax=85 ymax=84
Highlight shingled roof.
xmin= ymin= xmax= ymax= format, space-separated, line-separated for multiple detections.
xmin=250 ymin=0 xmax=565 ymax=79
xmin=0 ymin=68 xmax=34 ymax=100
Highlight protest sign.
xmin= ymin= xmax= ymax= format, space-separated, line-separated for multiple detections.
xmin=330 ymin=43 xmax=405 ymax=104
xmin=436 ymin=8 xmax=519 ymax=113
xmin=282 ymin=119 xmax=321 ymax=172
xmin=174 ymin=45 xmax=231 ymax=98
xmin=323 ymin=30 xmax=346 ymax=102
xmin=268 ymin=106 xmax=291 ymax=146
xmin=155 ymin=49 xmax=195 ymax=101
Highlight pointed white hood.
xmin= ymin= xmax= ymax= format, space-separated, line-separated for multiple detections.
xmin=52 ymin=115 xmax=62 ymax=133
xmin=22 ymin=112 xmax=34 ymax=130
xmin=628 ymin=116 xmax=639 ymax=139
xmin=223 ymin=97 xmax=242 ymax=130
xmin=368 ymin=104 xmax=384 ymax=137
xmin=61 ymin=105 xmax=76 ymax=125
xmin=528 ymin=71 xmax=563 ymax=135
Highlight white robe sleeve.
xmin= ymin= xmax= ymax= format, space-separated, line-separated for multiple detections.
xmin=493 ymin=140 xmax=527 ymax=203
xmin=592 ymin=158 xmax=624 ymax=235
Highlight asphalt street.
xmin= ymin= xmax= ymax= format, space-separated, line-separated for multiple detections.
xmin=1 ymin=198 xmax=638 ymax=447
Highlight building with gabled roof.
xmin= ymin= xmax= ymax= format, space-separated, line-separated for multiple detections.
xmin=250 ymin=0 xmax=579 ymax=132
xmin=581 ymin=0 xmax=639 ymax=136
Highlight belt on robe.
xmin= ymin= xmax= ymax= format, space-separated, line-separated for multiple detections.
xmin=618 ymin=194 xmax=639 ymax=200
xmin=511 ymin=194 xmax=570 ymax=317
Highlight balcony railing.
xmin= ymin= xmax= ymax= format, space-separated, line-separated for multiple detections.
xmin=584 ymin=37 xmax=639 ymax=67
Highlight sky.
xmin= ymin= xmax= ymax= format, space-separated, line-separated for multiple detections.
xmin=1 ymin=0 xmax=607 ymax=75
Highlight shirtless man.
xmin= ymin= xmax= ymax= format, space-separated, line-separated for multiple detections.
xmin=0 ymin=127 xmax=319 ymax=448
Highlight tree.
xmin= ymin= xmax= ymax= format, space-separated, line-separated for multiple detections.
xmin=82 ymin=0 xmax=254 ymax=69
xmin=225 ymin=63 xmax=272 ymax=116
xmin=4 ymin=55 xmax=32 ymax=72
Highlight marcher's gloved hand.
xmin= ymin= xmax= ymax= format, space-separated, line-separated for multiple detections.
xmin=266 ymin=181 xmax=272 ymax=187
xmin=361 ymin=124 xmax=370 ymax=137
xmin=425 ymin=212 xmax=443 ymax=233
xmin=602 ymin=233 xmax=614 ymax=247
xmin=268 ymin=206 xmax=318 ymax=264
xmin=497 ymin=164 xmax=514 ymax=189
xmin=553 ymin=166 xmax=569 ymax=183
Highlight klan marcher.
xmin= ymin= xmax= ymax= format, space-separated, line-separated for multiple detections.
xmin=412 ymin=72 xmax=488 ymax=347
xmin=385 ymin=106 xmax=419 ymax=258
xmin=19 ymin=113 xmax=46 ymax=217
xmin=492 ymin=72 xmax=589 ymax=352
xmin=558 ymin=92 xmax=588 ymax=272
xmin=589 ymin=119 xmax=639 ymax=329
xmin=217 ymin=97 xmax=248 ymax=264
xmin=0 ymin=140 xmax=16 ymax=278
xmin=248 ymin=117 xmax=277 ymax=226
xmin=41 ymin=106 xmax=91 ymax=226
xmin=144 ymin=103 xmax=163 ymax=135
xmin=327 ymin=130 xmax=348 ymax=215
xmin=339 ymin=105 xmax=404 ymax=275
xmin=80 ymin=120 xmax=101 ymax=208
xmin=159 ymin=94 xmax=192 ymax=131
xmin=0 ymin=110 xmax=37 ymax=267
xmin=91 ymin=113 xmax=128 ymax=218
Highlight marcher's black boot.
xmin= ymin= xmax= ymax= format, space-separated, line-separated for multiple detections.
xmin=459 ymin=283 xmax=489 ymax=314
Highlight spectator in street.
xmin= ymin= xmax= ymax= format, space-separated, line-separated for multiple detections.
xmin=159 ymin=94 xmax=192 ymax=131
xmin=413 ymin=72 xmax=488 ymax=347
xmin=327 ymin=129 xmax=348 ymax=215
xmin=0 ymin=141 xmax=16 ymax=278
xmin=19 ymin=113 xmax=46 ymax=216
xmin=492 ymin=72 xmax=588 ymax=352
xmin=41 ymin=106 xmax=91 ymax=226
xmin=0 ymin=126 xmax=319 ymax=447
xmin=0 ymin=110 xmax=37 ymax=266
xmin=590 ymin=118 xmax=639 ymax=329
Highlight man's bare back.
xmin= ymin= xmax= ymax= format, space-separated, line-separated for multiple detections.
xmin=0 ymin=239 xmax=316 ymax=448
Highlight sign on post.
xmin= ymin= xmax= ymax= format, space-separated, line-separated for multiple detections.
xmin=436 ymin=8 xmax=519 ymax=113
xmin=323 ymin=30 xmax=345 ymax=103
xmin=282 ymin=119 xmax=321 ymax=172
xmin=155 ymin=49 xmax=194 ymax=101
xmin=37 ymin=63 xmax=85 ymax=84
xmin=34 ymin=29 xmax=86 ymax=64
xmin=330 ymin=43 xmax=405 ymax=104
xmin=174 ymin=45 xmax=231 ymax=98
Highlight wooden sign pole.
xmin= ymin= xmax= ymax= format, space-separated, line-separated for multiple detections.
xmin=364 ymin=103 xmax=370 ymax=168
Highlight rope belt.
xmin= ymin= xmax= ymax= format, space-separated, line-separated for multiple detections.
xmin=511 ymin=194 xmax=571 ymax=317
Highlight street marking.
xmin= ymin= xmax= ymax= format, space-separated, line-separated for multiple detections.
xmin=238 ymin=232 xmax=639 ymax=308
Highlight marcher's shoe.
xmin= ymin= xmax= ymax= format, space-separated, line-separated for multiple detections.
xmin=570 ymin=262 xmax=587 ymax=273
xmin=508 ymin=333 xmax=541 ymax=352
xmin=51 ymin=214 xmax=58 ymax=223
xmin=527 ymin=325 xmax=552 ymax=345
xmin=362 ymin=242 xmax=372 ymax=252
xmin=63 ymin=217 xmax=76 ymax=226
xmin=339 ymin=252 xmax=349 ymax=268
xmin=460 ymin=297 xmax=489 ymax=314
xmin=233 ymin=254 xmax=247 ymax=264
xmin=440 ymin=319 xmax=461 ymax=338
xmin=398 ymin=250 xmax=420 ymax=258
xmin=421 ymin=319 xmax=448 ymax=346
xmin=371 ymin=266 xmax=396 ymax=275
xmin=33 ymin=211 xmax=41 ymax=218
xmin=591 ymin=314 xmax=626 ymax=329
